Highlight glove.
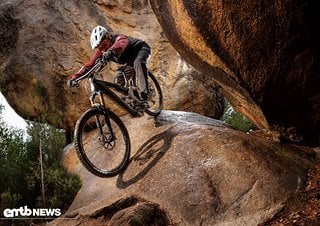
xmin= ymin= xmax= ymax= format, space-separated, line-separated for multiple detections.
xmin=67 ymin=79 xmax=76 ymax=88
xmin=102 ymin=50 xmax=114 ymax=64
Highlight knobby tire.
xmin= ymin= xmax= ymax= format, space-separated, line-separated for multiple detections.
xmin=74 ymin=107 xmax=130 ymax=177
xmin=145 ymin=71 xmax=163 ymax=116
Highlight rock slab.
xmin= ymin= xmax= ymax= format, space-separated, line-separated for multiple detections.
xmin=51 ymin=111 xmax=314 ymax=225
xmin=150 ymin=0 xmax=320 ymax=145
xmin=0 ymin=0 xmax=224 ymax=132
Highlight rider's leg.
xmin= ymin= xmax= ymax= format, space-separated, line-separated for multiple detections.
xmin=133 ymin=49 xmax=150 ymax=101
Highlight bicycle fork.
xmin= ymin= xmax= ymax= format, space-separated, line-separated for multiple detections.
xmin=89 ymin=84 xmax=116 ymax=145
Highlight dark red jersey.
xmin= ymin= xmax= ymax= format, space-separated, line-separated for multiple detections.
xmin=72 ymin=34 xmax=150 ymax=79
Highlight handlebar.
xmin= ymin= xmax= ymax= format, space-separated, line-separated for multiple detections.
xmin=68 ymin=60 xmax=104 ymax=88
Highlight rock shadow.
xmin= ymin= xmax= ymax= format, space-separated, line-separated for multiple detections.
xmin=116 ymin=128 xmax=178 ymax=189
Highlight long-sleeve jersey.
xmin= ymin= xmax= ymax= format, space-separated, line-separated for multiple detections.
xmin=72 ymin=34 xmax=150 ymax=79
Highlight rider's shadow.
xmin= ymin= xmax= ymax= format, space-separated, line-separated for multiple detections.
xmin=116 ymin=128 xmax=178 ymax=189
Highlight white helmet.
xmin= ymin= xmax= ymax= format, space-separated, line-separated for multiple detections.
xmin=90 ymin=25 xmax=109 ymax=49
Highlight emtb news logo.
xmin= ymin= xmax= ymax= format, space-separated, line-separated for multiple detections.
xmin=3 ymin=206 xmax=61 ymax=218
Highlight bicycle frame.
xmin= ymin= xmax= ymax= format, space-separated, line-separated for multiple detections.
xmin=71 ymin=60 xmax=162 ymax=177
xmin=73 ymin=61 xmax=141 ymax=117
xmin=89 ymin=77 xmax=141 ymax=117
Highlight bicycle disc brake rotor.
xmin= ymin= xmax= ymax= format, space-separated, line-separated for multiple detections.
xmin=98 ymin=131 xmax=116 ymax=150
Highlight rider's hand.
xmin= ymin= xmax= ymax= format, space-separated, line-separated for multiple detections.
xmin=67 ymin=79 xmax=76 ymax=88
xmin=102 ymin=50 xmax=114 ymax=64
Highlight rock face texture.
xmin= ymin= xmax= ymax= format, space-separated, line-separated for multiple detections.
xmin=50 ymin=111 xmax=314 ymax=226
xmin=149 ymin=0 xmax=320 ymax=145
xmin=1 ymin=1 xmax=318 ymax=223
xmin=0 ymin=0 xmax=224 ymax=131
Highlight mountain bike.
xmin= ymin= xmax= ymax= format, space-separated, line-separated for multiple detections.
xmin=68 ymin=60 xmax=163 ymax=177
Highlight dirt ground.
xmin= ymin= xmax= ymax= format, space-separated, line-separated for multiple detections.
xmin=265 ymin=149 xmax=320 ymax=226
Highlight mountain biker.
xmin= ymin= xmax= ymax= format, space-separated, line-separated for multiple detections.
xmin=69 ymin=25 xmax=151 ymax=102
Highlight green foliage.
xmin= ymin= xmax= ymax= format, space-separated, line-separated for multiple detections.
xmin=0 ymin=121 xmax=29 ymax=199
xmin=26 ymin=120 xmax=66 ymax=167
xmin=45 ymin=167 xmax=81 ymax=209
xmin=0 ymin=192 xmax=22 ymax=214
xmin=221 ymin=100 xmax=256 ymax=132
xmin=0 ymin=111 xmax=81 ymax=218
xmin=23 ymin=120 xmax=81 ymax=209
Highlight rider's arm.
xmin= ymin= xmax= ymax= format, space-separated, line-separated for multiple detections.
xmin=70 ymin=49 xmax=102 ymax=79
xmin=108 ymin=35 xmax=129 ymax=57
xmin=70 ymin=36 xmax=129 ymax=79
xmin=71 ymin=39 xmax=114 ymax=79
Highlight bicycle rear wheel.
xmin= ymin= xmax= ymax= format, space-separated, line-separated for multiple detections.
xmin=74 ymin=107 xmax=130 ymax=177
xmin=145 ymin=71 xmax=163 ymax=116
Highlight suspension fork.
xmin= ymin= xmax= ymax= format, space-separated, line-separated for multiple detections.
xmin=89 ymin=91 xmax=115 ymax=141
xmin=89 ymin=90 xmax=106 ymax=108
xmin=101 ymin=107 xmax=116 ymax=141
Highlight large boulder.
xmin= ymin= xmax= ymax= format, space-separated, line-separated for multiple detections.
xmin=149 ymin=0 xmax=320 ymax=145
xmin=0 ymin=0 xmax=224 ymax=131
xmin=50 ymin=111 xmax=314 ymax=225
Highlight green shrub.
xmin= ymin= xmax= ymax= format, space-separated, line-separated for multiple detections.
xmin=0 ymin=191 xmax=22 ymax=214
xmin=0 ymin=112 xmax=81 ymax=216
xmin=221 ymin=100 xmax=256 ymax=132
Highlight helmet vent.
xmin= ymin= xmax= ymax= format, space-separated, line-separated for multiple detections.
xmin=90 ymin=25 xmax=108 ymax=49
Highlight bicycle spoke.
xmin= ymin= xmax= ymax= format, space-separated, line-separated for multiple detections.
xmin=75 ymin=108 xmax=130 ymax=177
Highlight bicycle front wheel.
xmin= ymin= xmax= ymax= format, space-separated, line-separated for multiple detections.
xmin=74 ymin=107 xmax=130 ymax=177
